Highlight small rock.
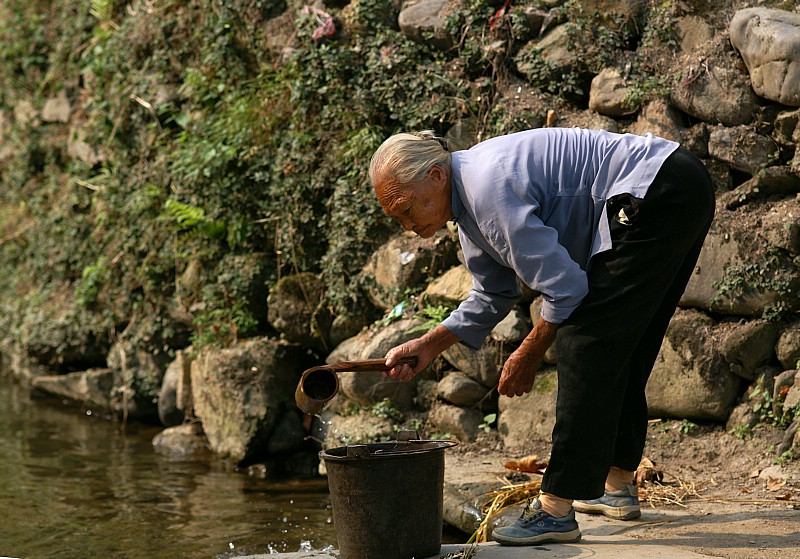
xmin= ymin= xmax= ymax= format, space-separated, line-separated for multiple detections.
xmin=437 ymin=372 xmax=491 ymax=407
xmin=490 ymin=307 xmax=531 ymax=343
xmin=41 ymin=91 xmax=71 ymax=123
xmin=428 ymin=403 xmax=484 ymax=442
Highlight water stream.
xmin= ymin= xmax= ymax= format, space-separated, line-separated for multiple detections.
xmin=0 ymin=372 xmax=338 ymax=559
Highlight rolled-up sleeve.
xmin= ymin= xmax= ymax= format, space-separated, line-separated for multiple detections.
xmin=502 ymin=207 xmax=589 ymax=324
xmin=441 ymin=233 xmax=521 ymax=349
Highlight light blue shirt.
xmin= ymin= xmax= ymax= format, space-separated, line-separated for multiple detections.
xmin=440 ymin=127 xmax=679 ymax=349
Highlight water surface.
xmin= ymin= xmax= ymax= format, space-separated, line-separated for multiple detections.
xmin=0 ymin=372 xmax=337 ymax=559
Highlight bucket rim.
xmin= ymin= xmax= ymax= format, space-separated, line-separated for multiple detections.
xmin=320 ymin=439 xmax=458 ymax=461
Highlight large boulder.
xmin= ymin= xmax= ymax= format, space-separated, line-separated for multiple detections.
xmin=719 ymin=168 xmax=800 ymax=210
xmin=423 ymin=264 xmax=472 ymax=307
xmin=442 ymin=339 xmax=509 ymax=388
xmin=437 ymin=372 xmax=492 ymax=407
xmin=627 ymin=99 xmax=685 ymax=143
xmin=329 ymin=318 xmax=426 ymax=409
xmin=515 ymin=23 xmax=592 ymax=89
xmin=158 ymin=349 xmax=193 ymax=427
xmin=681 ymin=202 xmax=800 ymax=317
xmin=498 ymin=369 xmax=558 ymax=449
xmin=398 ymin=0 xmax=453 ymax=51
xmin=267 ymin=272 xmax=331 ymax=353
xmin=708 ymin=126 xmax=779 ymax=175
xmin=428 ymin=402 xmax=484 ymax=442
xmin=107 ymin=341 xmax=172 ymax=421
xmin=588 ymin=67 xmax=635 ymax=118
xmin=729 ymin=8 xmax=800 ymax=106
xmin=717 ymin=319 xmax=779 ymax=381
xmin=676 ymin=15 xmax=714 ymax=53
xmin=758 ymin=198 xmax=800 ymax=254
xmin=646 ymin=310 xmax=742 ymax=421
xmin=363 ymin=231 xmax=458 ymax=310
xmin=777 ymin=319 xmax=800 ymax=371
xmin=152 ymin=423 xmax=209 ymax=457
xmin=490 ymin=307 xmax=531 ymax=343
xmin=190 ymin=338 xmax=309 ymax=464
xmin=670 ymin=53 xmax=756 ymax=126
xmin=31 ymin=368 xmax=115 ymax=412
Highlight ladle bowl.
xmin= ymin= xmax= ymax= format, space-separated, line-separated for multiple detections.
xmin=295 ymin=356 xmax=418 ymax=415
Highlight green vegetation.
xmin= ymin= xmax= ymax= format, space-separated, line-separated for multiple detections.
xmin=0 ymin=0 xmax=695 ymax=375
xmin=479 ymin=413 xmax=497 ymax=433
xmin=408 ymin=302 xmax=455 ymax=334
xmin=711 ymin=247 xmax=797 ymax=321
xmin=678 ymin=419 xmax=698 ymax=435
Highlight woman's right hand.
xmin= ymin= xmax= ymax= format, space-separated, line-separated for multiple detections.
xmin=383 ymin=324 xmax=461 ymax=382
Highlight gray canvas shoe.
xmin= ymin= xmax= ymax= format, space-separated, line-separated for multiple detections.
xmin=573 ymin=484 xmax=641 ymax=520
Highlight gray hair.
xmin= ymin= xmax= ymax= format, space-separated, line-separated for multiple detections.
xmin=369 ymin=130 xmax=451 ymax=187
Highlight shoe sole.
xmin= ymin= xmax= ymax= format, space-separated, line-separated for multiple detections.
xmin=572 ymin=502 xmax=641 ymax=520
xmin=493 ymin=528 xmax=582 ymax=546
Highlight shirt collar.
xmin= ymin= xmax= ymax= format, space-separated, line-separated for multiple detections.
xmin=449 ymin=151 xmax=465 ymax=223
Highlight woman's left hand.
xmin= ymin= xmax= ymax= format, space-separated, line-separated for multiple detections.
xmin=498 ymin=316 xmax=558 ymax=397
xmin=498 ymin=345 xmax=542 ymax=396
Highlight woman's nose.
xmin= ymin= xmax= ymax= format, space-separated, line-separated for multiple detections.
xmin=398 ymin=216 xmax=413 ymax=230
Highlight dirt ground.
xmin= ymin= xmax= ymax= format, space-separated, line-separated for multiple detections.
xmin=447 ymin=419 xmax=800 ymax=559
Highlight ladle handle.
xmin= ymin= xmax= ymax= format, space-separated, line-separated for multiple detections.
xmin=330 ymin=356 xmax=418 ymax=372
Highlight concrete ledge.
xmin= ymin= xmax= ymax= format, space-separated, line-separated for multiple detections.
xmin=237 ymin=536 xmax=718 ymax=559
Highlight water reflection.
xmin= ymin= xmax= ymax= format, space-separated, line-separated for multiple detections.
xmin=0 ymin=374 xmax=337 ymax=559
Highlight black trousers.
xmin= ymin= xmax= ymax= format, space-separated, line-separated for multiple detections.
xmin=541 ymin=147 xmax=716 ymax=500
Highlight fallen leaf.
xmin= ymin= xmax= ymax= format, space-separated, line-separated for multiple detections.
xmin=504 ymin=455 xmax=547 ymax=473
xmin=739 ymin=486 xmax=752 ymax=494
xmin=766 ymin=477 xmax=786 ymax=491
xmin=775 ymin=492 xmax=793 ymax=501
xmin=749 ymin=469 xmax=761 ymax=479
xmin=635 ymin=456 xmax=664 ymax=485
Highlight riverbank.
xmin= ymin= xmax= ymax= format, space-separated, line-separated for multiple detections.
xmin=240 ymin=498 xmax=800 ymax=559
xmin=239 ymin=456 xmax=800 ymax=559
xmin=251 ymin=427 xmax=800 ymax=559
xmin=434 ymin=421 xmax=800 ymax=557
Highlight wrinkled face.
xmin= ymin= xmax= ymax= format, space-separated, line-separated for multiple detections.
xmin=375 ymin=166 xmax=452 ymax=239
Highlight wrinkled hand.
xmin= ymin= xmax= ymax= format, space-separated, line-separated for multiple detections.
xmin=384 ymin=339 xmax=431 ymax=382
xmin=497 ymin=345 xmax=541 ymax=397
xmin=384 ymin=324 xmax=461 ymax=382
xmin=498 ymin=316 xmax=558 ymax=397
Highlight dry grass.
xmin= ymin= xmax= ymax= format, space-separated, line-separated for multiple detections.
xmin=469 ymin=476 xmax=543 ymax=543
xmin=438 ymin=544 xmax=478 ymax=558
xmin=639 ymin=474 xmax=717 ymax=508
xmin=468 ymin=467 xmax=719 ymax=543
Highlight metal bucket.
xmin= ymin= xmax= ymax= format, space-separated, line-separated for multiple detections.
xmin=320 ymin=431 xmax=458 ymax=559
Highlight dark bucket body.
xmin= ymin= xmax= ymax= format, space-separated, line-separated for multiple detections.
xmin=320 ymin=433 xmax=458 ymax=559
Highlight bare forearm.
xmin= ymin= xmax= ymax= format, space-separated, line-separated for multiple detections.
xmin=419 ymin=324 xmax=461 ymax=355
xmin=498 ymin=315 xmax=558 ymax=397
xmin=518 ymin=316 xmax=559 ymax=358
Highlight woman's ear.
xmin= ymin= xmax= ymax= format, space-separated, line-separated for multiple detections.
xmin=427 ymin=165 xmax=447 ymax=186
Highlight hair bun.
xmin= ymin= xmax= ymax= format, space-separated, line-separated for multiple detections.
xmin=413 ymin=130 xmax=450 ymax=152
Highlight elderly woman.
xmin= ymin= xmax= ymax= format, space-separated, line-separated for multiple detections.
xmin=370 ymin=127 xmax=715 ymax=546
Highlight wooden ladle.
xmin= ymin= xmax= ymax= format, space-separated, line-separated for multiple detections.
xmin=294 ymin=356 xmax=418 ymax=415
